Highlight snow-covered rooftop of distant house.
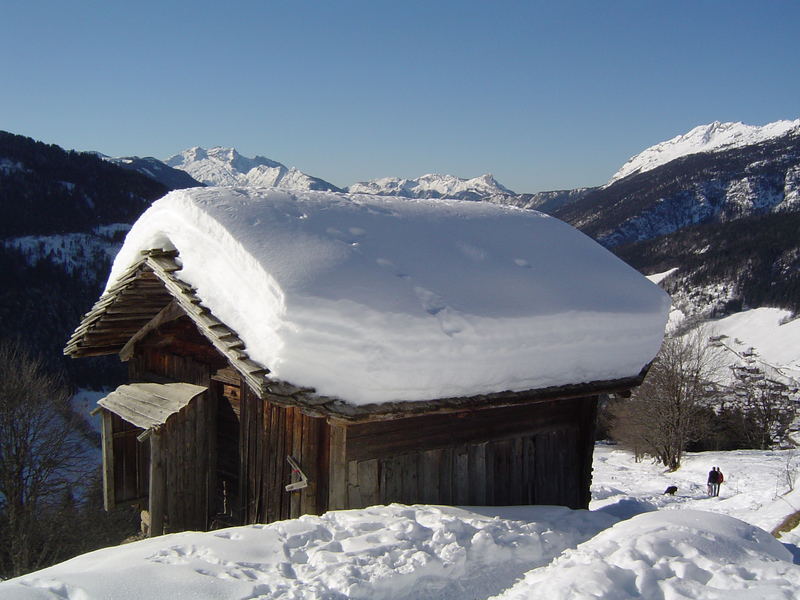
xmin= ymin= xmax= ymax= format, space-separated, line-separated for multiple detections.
xmin=107 ymin=188 xmax=670 ymax=404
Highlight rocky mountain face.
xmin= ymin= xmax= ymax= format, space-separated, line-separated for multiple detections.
xmin=346 ymin=175 xmax=596 ymax=213
xmin=165 ymin=146 xmax=342 ymax=191
xmin=551 ymin=121 xmax=800 ymax=320
xmin=614 ymin=212 xmax=800 ymax=318
xmin=554 ymin=130 xmax=800 ymax=248
xmin=0 ymin=133 xmax=167 ymax=238
xmin=608 ymin=119 xmax=800 ymax=184
xmin=503 ymin=187 xmax=595 ymax=213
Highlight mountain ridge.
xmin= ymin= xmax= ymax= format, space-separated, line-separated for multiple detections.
xmin=346 ymin=172 xmax=514 ymax=201
xmin=554 ymin=129 xmax=800 ymax=247
xmin=165 ymin=146 xmax=342 ymax=192
xmin=95 ymin=154 xmax=203 ymax=190
xmin=609 ymin=119 xmax=800 ymax=185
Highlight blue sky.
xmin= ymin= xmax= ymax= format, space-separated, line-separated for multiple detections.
xmin=2 ymin=1 xmax=798 ymax=192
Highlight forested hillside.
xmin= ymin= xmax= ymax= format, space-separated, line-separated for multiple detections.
xmin=614 ymin=212 xmax=800 ymax=317
xmin=0 ymin=132 xmax=166 ymax=236
xmin=0 ymin=132 xmax=170 ymax=385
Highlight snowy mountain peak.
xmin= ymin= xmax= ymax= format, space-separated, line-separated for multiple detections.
xmin=609 ymin=119 xmax=800 ymax=185
xmin=178 ymin=146 xmax=208 ymax=163
xmin=164 ymin=146 xmax=340 ymax=191
xmin=347 ymin=172 xmax=514 ymax=201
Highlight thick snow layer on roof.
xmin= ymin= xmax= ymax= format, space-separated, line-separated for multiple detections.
xmin=107 ymin=188 xmax=670 ymax=404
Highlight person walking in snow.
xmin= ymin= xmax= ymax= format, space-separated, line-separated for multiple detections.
xmin=707 ymin=467 xmax=718 ymax=496
xmin=714 ymin=467 xmax=724 ymax=497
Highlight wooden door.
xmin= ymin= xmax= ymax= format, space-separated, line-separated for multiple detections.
xmin=212 ymin=380 xmax=242 ymax=525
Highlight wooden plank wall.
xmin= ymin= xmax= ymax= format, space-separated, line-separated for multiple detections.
xmin=124 ymin=324 xmax=599 ymax=526
xmin=240 ymin=388 xmax=328 ymax=523
xmin=340 ymin=395 xmax=598 ymax=510
xmin=129 ymin=349 xmax=217 ymax=533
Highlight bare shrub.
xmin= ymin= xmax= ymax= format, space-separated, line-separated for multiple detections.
xmin=0 ymin=341 xmax=93 ymax=577
xmin=610 ymin=328 xmax=722 ymax=471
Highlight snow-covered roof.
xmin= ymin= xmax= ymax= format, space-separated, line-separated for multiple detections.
xmin=105 ymin=187 xmax=670 ymax=405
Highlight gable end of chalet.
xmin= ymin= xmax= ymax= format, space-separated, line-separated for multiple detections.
xmin=64 ymin=248 xmax=270 ymax=396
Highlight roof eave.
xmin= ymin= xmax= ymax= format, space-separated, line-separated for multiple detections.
xmin=264 ymin=369 xmax=649 ymax=423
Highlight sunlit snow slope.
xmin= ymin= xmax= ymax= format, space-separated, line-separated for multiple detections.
xmin=609 ymin=119 xmax=800 ymax=184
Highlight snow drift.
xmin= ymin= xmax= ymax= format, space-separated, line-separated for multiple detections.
xmin=494 ymin=510 xmax=800 ymax=599
xmin=4 ymin=504 xmax=799 ymax=600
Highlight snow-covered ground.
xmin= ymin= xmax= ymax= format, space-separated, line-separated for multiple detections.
xmin=592 ymin=444 xmax=800 ymax=544
xmin=647 ymin=268 xmax=800 ymax=388
xmin=4 ymin=444 xmax=800 ymax=599
xmin=709 ymin=308 xmax=800 ymax=386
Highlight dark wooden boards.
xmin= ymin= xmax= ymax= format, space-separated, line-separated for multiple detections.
xmin=239 ymin=389 xmax=329 ymax=523
xmin=126 ymin=347 xmax=215 ymax=533
xmin=334 ymin=396 xmax=598 ymax=510
xmin=344 ymin=396 xmax=592 ymax=461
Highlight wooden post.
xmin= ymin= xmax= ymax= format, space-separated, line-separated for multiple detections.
xmin=328 ymin=425 xmax=347 ymax=510
xmin=149 ymin=429 xmax=166 ymax=536
xmin=101 ymin=410 xmax=115 ymax=512
xmin=580 ymin=395 xmax=600 ymax=509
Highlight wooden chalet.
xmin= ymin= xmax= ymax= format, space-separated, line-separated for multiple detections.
xmin=65 ymin=189 xmax=668 ymax=536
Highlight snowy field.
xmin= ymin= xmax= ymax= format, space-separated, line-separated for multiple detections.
xmin=591 ymin=444 xmax=800 ymax=538
xmin=4 ymin=444 xmax=800 ymax=599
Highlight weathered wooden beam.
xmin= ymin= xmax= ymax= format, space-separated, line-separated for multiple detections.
xmin=328 ymin=425 xmax=347 ymax=510
xmin=101 ymin=410 xmax=115 ymax=512
xmin=78 ymin=334 xmax=140 ymax=346
xmin=80 ymin=325 xmax=149 ymax=337
xmin=104 ymin=305 xmax=170 ymax=317
xmin=149 ymin=429 xmax=165 ymax=537
xmin=142 ymin=248 xmax=179 ymax=258
xmin=68 ymin=345 xmax=126 ymax=357
xmin=147 ymin=255 xmax=181 ymax=272
xmin=210 ymin=367 xmax=241 ymax=385
xmin=120 ymin=301 xmax=185 ymax=362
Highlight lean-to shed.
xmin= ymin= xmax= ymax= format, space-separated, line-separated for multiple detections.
xmin=65 ymin=188 xmax=670 ymax=535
